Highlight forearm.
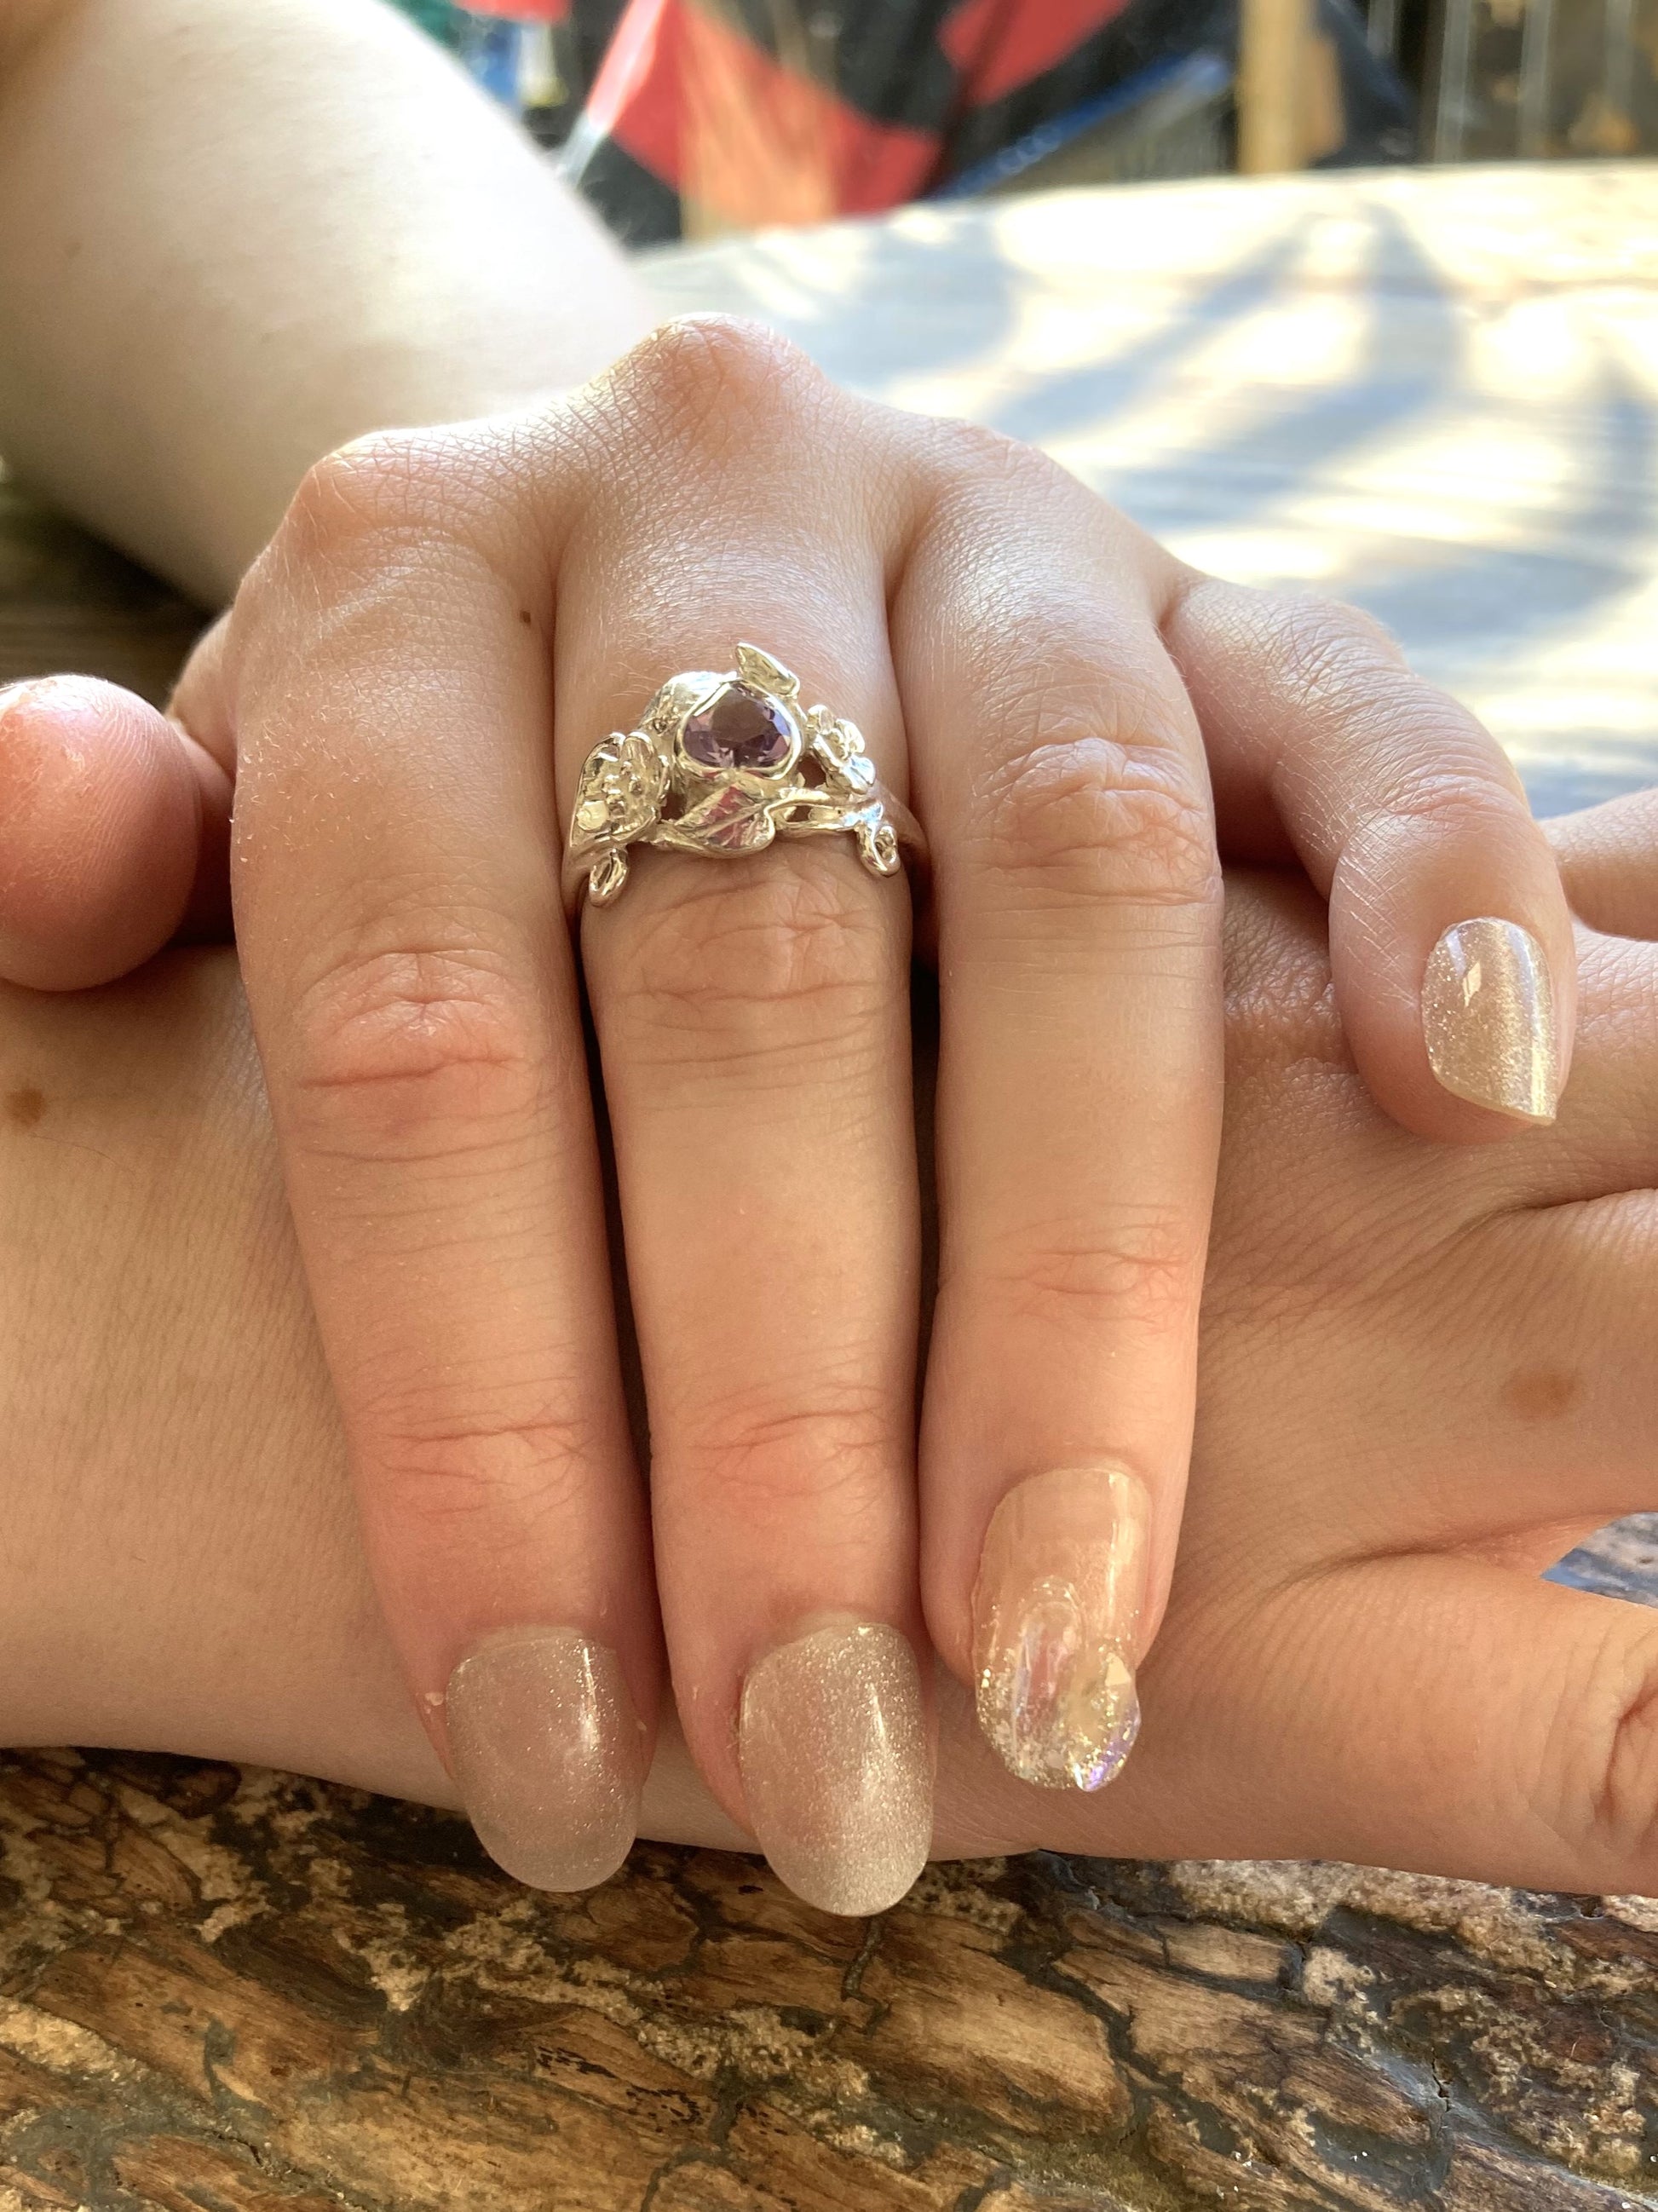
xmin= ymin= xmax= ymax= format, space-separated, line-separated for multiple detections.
xmin=0 ymin=0 xmax=652 ymax=602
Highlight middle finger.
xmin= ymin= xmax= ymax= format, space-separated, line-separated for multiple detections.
xmin=556 ymin=321 xmax=931 ymax=1915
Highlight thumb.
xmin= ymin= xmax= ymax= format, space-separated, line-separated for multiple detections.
xmin=1158 ymin=1548 xmax=1658 ymax=1892
xmin=0 ymin=674 xmax=230 ymax=988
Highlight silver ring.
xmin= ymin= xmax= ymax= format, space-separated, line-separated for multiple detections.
xmin=563 ymin=642 xmax=924 ymax=909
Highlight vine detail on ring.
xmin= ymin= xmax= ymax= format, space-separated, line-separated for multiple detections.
xmin=567 ymin=642 xmax=902 ymax=907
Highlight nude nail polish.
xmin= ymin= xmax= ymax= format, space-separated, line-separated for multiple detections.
xmin=972 ymin=1467 xmax=1150 ymax=1792
xmin=1423 ymin=919 xmax=1558 ymax=1123
xmin=446 ymin=1627 xmax=647 ymax=1892
xmin=739 ymin=1619 xmax=931 ymax=1917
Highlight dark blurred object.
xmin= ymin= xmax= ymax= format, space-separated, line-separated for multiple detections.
xmin=447 ymin=0 xmax=627 ymax=148
xmin=941 ymin=0 xmax=1410 ymax=197
xmin=1235 ymin=0 xmax=1413 ymax=170
xmin=938 ymin=49 xmax=1236 ymax=193
xmin=1388 ymin=0 xmax=1658 ymax=158
xmin=556 ymin=0 xmax=1413 ymax=244
xmin=398 ymin=2 xmax=1412 ymax=234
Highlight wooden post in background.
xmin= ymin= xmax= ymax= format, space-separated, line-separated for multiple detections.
xmin=1237 ymin=0 xmax=1313 ymax=172
xmin=1517 ymin=0 xmax=1557 ymax=156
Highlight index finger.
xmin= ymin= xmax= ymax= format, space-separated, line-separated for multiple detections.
xmin=223 ymin=426 xmax=657 ymax=1889
xmin=899 ymin=431 xmax=1223 ymax=1791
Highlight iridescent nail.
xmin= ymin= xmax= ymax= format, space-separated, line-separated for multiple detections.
xmin=446 ymin=1627 xmax=647 ymax=1892
xmin=739 ymin=1618 xmax=930 ymax=1916
xmin=972 ymin=1467 xmax=1150 ymax=1791
xmin=1423 ymin=919 xmax=1558 ymax=1123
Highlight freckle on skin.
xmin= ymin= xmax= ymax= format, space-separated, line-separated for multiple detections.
xmin=518 ymin=608 xmax=534 ymax=627
xmin=6 ymin=1087 xmax=45 ymax=1130
xmin=1503 ymin=1368 xmax=1581 ymax=1422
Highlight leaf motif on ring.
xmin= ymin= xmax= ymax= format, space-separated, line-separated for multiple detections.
xmin=569 ymin=729 xmax=668 ymax=856
xmin=670 ymin=781 xmax=782 ymax=853
xmin=735 ymin=642 xmax=800 ymax=700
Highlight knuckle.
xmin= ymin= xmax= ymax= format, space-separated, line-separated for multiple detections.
xmin=968 ymin=719 xmax=1220 ymax=916
xmin=283 ymin=431 xmax=446 ymax=552
xmin=1357 ymin=746 xmax=1534 ymax=842
xmin=363 ymin=1397 xmax=600 ymax=1539
xmin=1192 ymin=585 xmax=1530 ymax=830
xmin=1264 ymin=590 xmax=1408 ymax=694
xmin=601 ymin=314 xmax=828 ymax=448
xmin=952 ymin=1206 xmax=1204 ymax=1345
xmin=1563 ymin=1621 xmax=1658 ymax=1879
xmin=924 ymin=414 xmax=1039 ymax=491
xmin=613 ymin=860 xmax=893 ymax=1074
xmin=916 ymin=427 xmax=1111 ymax=552
xmin=670 ymin=1382 xmax=900 ymax=1522
xmin=1221 ymin=876 xmax=1348 ymax=1081
xmin=272 ymin=424 xmax=512 ymax=582
xmin=286 ymin=938 xmax=543 ymax=1155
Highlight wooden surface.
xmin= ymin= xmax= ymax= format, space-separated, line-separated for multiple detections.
xmin=0 ymin=1725 xmax=1655 ymax=2212
xmin=0 ymin=473 xmax=200 ymax=708
xmin=3 ymin=165 xmax=1658 ymax=2209
xmin=1235 ymin=0 xmax=1319 ymax=175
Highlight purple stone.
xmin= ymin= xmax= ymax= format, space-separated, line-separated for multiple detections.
xmin=682 ymin=683 xmax=793 ymax=774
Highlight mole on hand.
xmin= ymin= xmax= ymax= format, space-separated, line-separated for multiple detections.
xmin=1503 ymin=1367 xmax=1581 ymax=1423
xmin=6 ymin=1086 xmax=46 ymax=1131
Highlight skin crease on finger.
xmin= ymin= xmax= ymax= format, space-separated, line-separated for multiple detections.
xmin=0 ymin=827 xmax=1654 ymax=1887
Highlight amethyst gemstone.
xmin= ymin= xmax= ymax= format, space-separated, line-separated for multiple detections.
xmin=682 ymin=683 xmax=793 ymax=773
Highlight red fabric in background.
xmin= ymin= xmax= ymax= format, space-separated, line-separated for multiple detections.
xmin=472 ymin=0 xmax=572 ymax=19
xmin=589 ymin=0 xmax=939 ymax=213
xmin=560 ymin=0 xmax=1426 ymax=247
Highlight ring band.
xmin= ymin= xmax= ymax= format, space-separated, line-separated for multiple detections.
xmin=564 ymin=642 xmax=924 ymax=908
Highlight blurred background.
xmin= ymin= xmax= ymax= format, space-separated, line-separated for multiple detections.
xmin=364 ymin=1 xmax=1658 ymax=818
xmin=392 ymin=0 xmax=1658 ymax=242
xmin=11 ymin=1 xmax=1653 ymax=816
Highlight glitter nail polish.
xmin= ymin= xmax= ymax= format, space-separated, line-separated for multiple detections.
xmin=1423 ymin=919 xmax=1558 ymax=1123
xmin=446 ymin=1627 xmax=647 ymax=1892
xmin=739 ymin=1618 xmax=931 ymax=1917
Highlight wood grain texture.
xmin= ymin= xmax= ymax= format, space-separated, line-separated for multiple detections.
xmin=0 ymin=1726 xmax=1653 ymax=2212
xmin=3 ymin=167 xmax=1657 ymax=2209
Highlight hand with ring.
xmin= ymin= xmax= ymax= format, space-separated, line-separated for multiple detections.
xmin=0 ymin=315 xmax=1578 ymax=1915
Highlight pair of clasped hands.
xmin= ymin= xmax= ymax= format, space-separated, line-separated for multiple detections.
xmin=0 ymin=320 xmax=1592 ymax=1915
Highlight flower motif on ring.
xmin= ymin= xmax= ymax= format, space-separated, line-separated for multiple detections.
xmin=567 ymin=642 xmax=908 ymax=904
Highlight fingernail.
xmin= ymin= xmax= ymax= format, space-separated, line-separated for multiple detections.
xmin=972 ymin=1466 xmax=1150 ymax=1792
xmin=1423 ymin=919 xmax=1558 ymax=1123
xmin=739 ymin=1619 xmax=930 ymax=1917
xmin=445 ymin=1627 xmax=647 ymax=1892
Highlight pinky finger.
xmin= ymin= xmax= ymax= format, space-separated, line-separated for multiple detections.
xmin=0 ymin=675 xmax=230 ymax=988
xmin=1166 ymin=579 xmax=1575 ymax=1137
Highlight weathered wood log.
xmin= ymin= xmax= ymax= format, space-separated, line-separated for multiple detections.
xmin=0 ymin=1709 xmax=1651 ymax=2210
